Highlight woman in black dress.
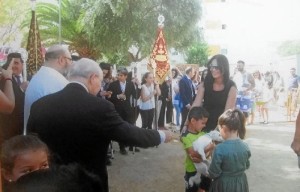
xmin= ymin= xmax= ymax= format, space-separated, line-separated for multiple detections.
xmin=192 ymin=54 xmax=237 ymax=132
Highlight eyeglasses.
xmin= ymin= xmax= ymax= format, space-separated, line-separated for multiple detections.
xmin=210 ymin=66 xmax=220 ymax=70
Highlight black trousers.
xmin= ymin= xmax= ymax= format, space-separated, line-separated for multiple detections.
xmin=180 ymin=107 xmax=189 ymax=132
xmin=131 ymin=106 xmax=140 ymax=125
xmin=140 ymin=108 xmax=155 ymax=129
xmin=166 ymin=100 xmax=174 ymax=124
xmin=115 ymin=104 xmax=133 ymax=150
xmin=158 ymin=99 xmax=173 ymax=127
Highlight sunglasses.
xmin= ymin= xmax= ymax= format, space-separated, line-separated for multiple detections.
xmin=210 ymin=65 xmax=221 ymax=70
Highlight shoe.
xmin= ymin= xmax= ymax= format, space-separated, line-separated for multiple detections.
xmin=120 ymin=148 xmax=128 ymax=155
xmin=263 ymin=121 xmax=269 ymax=124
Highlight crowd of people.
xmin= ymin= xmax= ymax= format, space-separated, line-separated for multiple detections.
xmin=0 ymin=45 xmax=173 ymax=192
xmin=0 ymin=45 xmax=299 ymax=192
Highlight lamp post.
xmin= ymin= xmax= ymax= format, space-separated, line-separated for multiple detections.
xmin=30 ymin=0 xmax=36 ymax=10
xmin=58 ymin=0 xmax=61 ymax=44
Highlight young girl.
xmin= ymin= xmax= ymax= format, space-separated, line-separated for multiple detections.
xmin=260 ymin=72 xmax=274 ymax=124
xmin=1 ymin=135 xmax=50 ymax=185
xmin=171 ymin=68 xmax=182 ymax=127
xmin=208 ymin=109 xmax=251 ymax=192
xmin=139 ymin=72 xmax=161 ymax=129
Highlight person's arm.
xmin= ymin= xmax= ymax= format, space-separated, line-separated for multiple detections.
xmin=106 ymin=83 xmax=115 ymax=100
xmin=224 ymin=86 xmax=237 ymax=110
xmin=291 ymin=110 xmax=300 ymax=155
xmin=140 ymin=85 xmax=152 ymax=102
xmin=181 ymin=134 xmax=202 ymax=163
xmin=186 ymin=147 xmax=202 ymax=163
xmin=102 ymin=101 xmax=173 ymax=146
xmin=189 ymin=142 xmax=215 ymax=163
xmin=0 ymin=66 xmax=15 ymax=114
xmin=192 ymin=82 xmax=204 ymax=107
xmin=154 ymin=83 xmax=161 ymax=96
xmin=208 ymin=147 xmax=222 ymax=179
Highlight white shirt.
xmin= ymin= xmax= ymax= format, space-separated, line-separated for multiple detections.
xmin=233 ymin=71 xmax=251 ymax=93
xmin=139 ymin=84 xmax=155 ymax=110
xmin=24 ymin=66 xmax=69 ymax=133
xmin=172 ymin=79 xmax=179 ymax=104
xmin=120 ymin=81 xmax=126 ymax=92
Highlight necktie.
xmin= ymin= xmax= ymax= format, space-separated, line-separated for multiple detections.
xmin=15 ymin=75 xmax=21 ymax=86
xmin=189 ymin=79 xmax=195 ymax=98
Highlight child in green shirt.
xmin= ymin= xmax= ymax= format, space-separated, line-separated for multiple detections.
xmin=181 ymin=106 xmax=213 ymax=192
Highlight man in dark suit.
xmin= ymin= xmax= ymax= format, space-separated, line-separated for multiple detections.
xmin=158 ymin=77 xmax=173 ymax=129
xmin=0 ymin=53 xmax=28 ymax=142
xmin=27 ymin=58 xmax=173 ymax=192
xmin=127 ymin=70 xmax=141 ymax=125
xmin=107 ymin=67 xmax=139 ymax=154
xmin=179 ymin=67 xmax=195 ymax=131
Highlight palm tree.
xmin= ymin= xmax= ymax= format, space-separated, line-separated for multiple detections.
xmin=24 ymin=0 xmax=101 ymax=59
xmin=24 ymin=0 xmax=205 ymax=64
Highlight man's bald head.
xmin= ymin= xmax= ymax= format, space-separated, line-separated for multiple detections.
xmin=68 ymin=58 xmax=103 ymax=95
xmin=45 ymin=45 xmax=69 ymax=61
xmin=43 ymin=45 xmax=72 ymax=76
xmin=68 ymin=58 xmax=102 ymax=80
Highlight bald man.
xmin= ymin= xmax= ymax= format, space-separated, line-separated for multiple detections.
xmin=24 ymin=45 xmax=72 ymax=134
xmin=27 ymin=58 xmax=173 ymax=192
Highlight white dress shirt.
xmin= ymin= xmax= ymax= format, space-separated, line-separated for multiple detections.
xmin=24 ymin=66 xmax=69 ymax=133
xmin=120 ymin=81 xmax=126 ymax=92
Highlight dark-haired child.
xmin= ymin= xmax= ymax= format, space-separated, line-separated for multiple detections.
xmin=209 ymin=109 xmax=251 ymax=192
xmin=181 ymin=106 xmax=214 ymax=192
xmin=9 ymin=163 xmax=104 ymax=192
xmin=1 ymin=135 xmax=49 ymax=184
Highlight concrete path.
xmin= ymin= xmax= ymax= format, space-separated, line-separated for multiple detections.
xmin=246 ymin=122 xmax=300 ymax=192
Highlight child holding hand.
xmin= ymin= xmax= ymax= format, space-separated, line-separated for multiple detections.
xmin=209 ymin=109 xmax=251 ymax=192
xmin=181 ymin=106 xmax=214 ymax=192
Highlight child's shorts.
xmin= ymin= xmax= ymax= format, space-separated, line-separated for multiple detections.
xmin=184 ymin=172 xmax=211 ymax=192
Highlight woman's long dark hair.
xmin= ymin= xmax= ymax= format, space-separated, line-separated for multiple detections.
xmin=204 ymin=54 xmax=230 ymax=86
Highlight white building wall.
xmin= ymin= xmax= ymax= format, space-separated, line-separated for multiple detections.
xmin=201 ymin=0 xmax=300 ymax=68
